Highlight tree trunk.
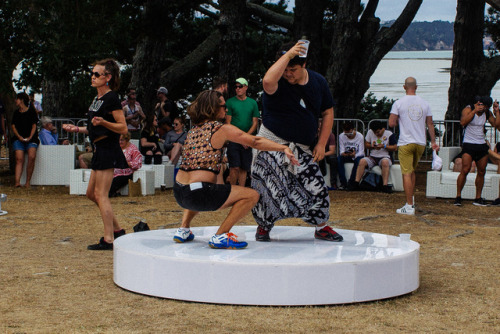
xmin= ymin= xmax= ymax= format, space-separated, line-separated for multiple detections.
xmin=292 ymin=0 xmax=328 ymax=73
xmin=326 ymin=0 xmax=422 ymax=119
xmin=218 ymin=0 xmax=247 ymax=97
xmin=129 ymin=0 xmax=173 ymax=116
xmin=41 ymin=79 xmax=68 ymax=117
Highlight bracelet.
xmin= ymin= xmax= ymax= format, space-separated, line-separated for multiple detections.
xmin=75 ymin=127 xmax=79 ymax=133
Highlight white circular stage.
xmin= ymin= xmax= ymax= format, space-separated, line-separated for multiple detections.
xmin=114 ymin=226 xmax=419 ymax=305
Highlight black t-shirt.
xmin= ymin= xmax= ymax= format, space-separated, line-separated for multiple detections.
xmin=12 ymin=106 xmax=39 ymax=144
xmin=140 ymin=128 xmax=160 ymax=153
xmin=87 ymin=91 xmax=122 ymax=143
xmin=262 ymin=69 xmax=335 ymax=146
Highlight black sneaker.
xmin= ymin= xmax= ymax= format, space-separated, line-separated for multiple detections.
xmin=491 ymin=198 xmax=500 ymax=206
xmin=314 ymin=226 xmax=343 ymax=242
xmin=87 ymin=237 xmax=113 ymax=251
xmin=473 ymin=198 xmax=488 ymax=207
xmin=114 ymin=229 xmax=126 ymax=239
xmin=382 ymin=185 xmax=393 ymax=194
xmin=255 ymin=226 xmax=270 ymax=242
xmin=454 ymin=196 xmax=462 ymax=206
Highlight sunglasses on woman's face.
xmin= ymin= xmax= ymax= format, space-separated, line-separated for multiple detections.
xmin=173 ymin=123 xmax=179 ymax=126
xmin=91 ymin=72 xmax=107 ymax=78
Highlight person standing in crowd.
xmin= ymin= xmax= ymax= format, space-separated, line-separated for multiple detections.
xmin=389 ymin=77 xmax=439 ymax=215
xmin=29 ymin=92 xmax=43 ymax=116
xmin=225 ymin=77 xmax=260 ymax=186
xmin=173 ymin=90 xmax=299 ymax=249
xmin=109 ymin=132 xmax=142 ymax=197
xmin=454 ymin=96 xmax=500 ymax=206
xmin=213 ymin=77 xmax=228 ymax=96
xmin=351 ymin=121 xmax=397 ymax=193
xmin=337 ymin=122 xmax=365 ymax=190
xmin=123 ymin=89 xmax=145 ymax=139
xmin=251 ymin=40 xmax=343 ymax=242
xmin=140 ymin=114 xmax=163 ymax=165
xmin=11 ymin=92 xmax=39 ymax=187
xmin=38 ymin=116 xmax=59 ymax=145
xmin=155 ymin=87 xmax=177 ymax=122
xmin=121 ymin=87 xmax=141 ymax=108
xmin=163 ymin=116 xmax=187 ymax=166
xmin=63 ymin=58 xmax=128 ymax=250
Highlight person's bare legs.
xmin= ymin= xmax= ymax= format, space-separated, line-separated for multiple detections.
xmin=474 ymin=155 xmax=488 ymax=199
xmin=169 ymin=143 xmax=183 ymax=166
xmin=354 ymin=159 xmax=367 ymax=182
xmin=228 ymin=167 xmax=240 ymax=185
xmin=456 ymin=153 xmax=473 ymax=198
xmin=180 ymin=209 xmax=198 ymax=228
xmin=237 ymin=169 xmax=248 ymax=187
xmin=216 ymin=185 xmax=259 ymax=234
xmin=86 ymin=169 xmax=120 ymax=243
xmin=402 ymin=173 xmax=416 ymax=205
xmin=14 ymin=150 xmax=25 ymax=187
xmin=24 ymin=147 xmax=37 ymax=187
xmin=381 ymin=159 xmax=390 ymax=185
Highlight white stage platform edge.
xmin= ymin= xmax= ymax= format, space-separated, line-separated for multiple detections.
xmin=114 ymin=226 xmax=419 ymax=305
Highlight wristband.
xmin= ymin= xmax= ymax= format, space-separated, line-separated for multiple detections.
xmin=383 ymin=144 xmax=386 ymax=149
xmin=75 ymin=127 xmax=79 ymax=133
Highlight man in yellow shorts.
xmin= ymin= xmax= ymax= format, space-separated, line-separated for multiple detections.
xmin=388 ymin=77 xmax=439 ymax=215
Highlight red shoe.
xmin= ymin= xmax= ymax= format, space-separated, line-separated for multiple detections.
xmin=315 ymin=226 xmax=343 ymax=242
xmin=255 ymin=226 xmax=270 ymax=242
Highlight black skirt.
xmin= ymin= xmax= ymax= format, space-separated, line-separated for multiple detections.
xmin=91 ymin=137 xmax=128 ymax=171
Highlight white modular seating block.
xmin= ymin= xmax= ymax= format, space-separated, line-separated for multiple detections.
xmin=119 ymin=169 xmax=155 ymax=196
xmin=139 ymin=164 xmax=174 ymax=189
xmin=426 ymin=147 xmax=500 ymax=200
xmin=21 ymin=145 xmax=76 ymax=185
xmin=114 ymin=226 xmax=420 ymax=306
xmin=69 ymin=169 xmax=91 ymax=195
xmin=163 ymin=163 xmax=175 ymax=188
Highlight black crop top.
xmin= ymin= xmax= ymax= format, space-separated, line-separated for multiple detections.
xmin=87 ymin=91 xmax=122 ymax=143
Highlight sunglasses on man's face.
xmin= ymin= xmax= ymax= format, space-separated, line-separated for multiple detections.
xmin=91 ymin=72 xmax=107 ymax=78
xmin=235 ymin=85 xmax=244 ymax=89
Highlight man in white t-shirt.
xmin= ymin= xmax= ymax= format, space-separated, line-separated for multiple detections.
xmin=389 ymin=77 xmax=439 ymax=215
xmin=338 ymin=121 xmax=365 ymax=190
xmin=351 ymin=121 xmax=397 ymax=193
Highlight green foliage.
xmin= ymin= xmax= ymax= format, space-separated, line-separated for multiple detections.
xmin=485 ymin=6 xmax=500 ymax=55
xmin=356 ymin=92 xmax=394 ymax=122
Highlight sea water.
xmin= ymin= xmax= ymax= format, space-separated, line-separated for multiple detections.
xmin=368 ymin=50 xmax=500 ymax=121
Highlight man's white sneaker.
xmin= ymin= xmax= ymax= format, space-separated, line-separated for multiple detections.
xmin=396 ymin=203 xmax=415 ymax=215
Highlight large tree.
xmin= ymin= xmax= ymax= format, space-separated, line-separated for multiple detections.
xmin=326 ymin=0 xmax=423 ymax=118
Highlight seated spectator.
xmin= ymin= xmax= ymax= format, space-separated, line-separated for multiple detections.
xmin=109 ymin=132 xmax=143 ymax=197
xmin=158 ymin=117 xmax=173 ymax=139
xmin=123 ymin=89 xmax=145 ymax=139
xmin=140 ymin=114 xmax=162 ymax=165
xmin=39 ymin=116 xmax=58 ymax=145
xmin=337 ymin=122 xmax=364 ymax=190
xmin=351 ymin=121 xmax=397 ymax=193
xmin=163 ymin=116 xmax=187 ymax=166
xmin=317 ymin=122 xmax=338 ymax=190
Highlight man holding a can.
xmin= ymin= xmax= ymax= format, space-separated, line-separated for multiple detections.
xmin=251 ymin=40 xmax=343 ymax=243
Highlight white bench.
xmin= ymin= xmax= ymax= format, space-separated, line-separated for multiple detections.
xmin=327 ymin=161 xmax=404 ymax=191
xmin=21 ymin=145 xmax=75 ymax=186
xmin=426 ymin=147 xmax=500 ymax=200
xmin=139 ymin=163 xmax=175 ymax=189
xmin=70 ymin=169 xmax=155 ymax=196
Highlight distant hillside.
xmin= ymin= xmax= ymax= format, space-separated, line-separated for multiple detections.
xmin=385 ymin=20 xmax=454 ymax=51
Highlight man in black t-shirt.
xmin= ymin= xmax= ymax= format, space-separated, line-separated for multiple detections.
xmin=251 ymin=41 xmax=343 ymax=243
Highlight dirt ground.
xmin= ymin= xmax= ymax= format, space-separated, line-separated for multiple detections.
xmin=0 ymin=159 xmax=499 ymax=333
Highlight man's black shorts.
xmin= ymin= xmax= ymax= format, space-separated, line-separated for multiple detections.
xmin=461 ymin=143 xmax=489 ymax=162
xmin=227 ymin=142 xmax=252 ymax=171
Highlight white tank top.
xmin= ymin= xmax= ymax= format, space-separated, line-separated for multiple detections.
xmin=463 ymin=112 xmax=486 ymax=144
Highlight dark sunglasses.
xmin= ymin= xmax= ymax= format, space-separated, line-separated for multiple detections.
xmin=235 ymin=85 xmax=244 ymax=89
xmin=220 ymin=104 xmax=227 ymax=109
xmin=91 ymin=71 xmax=107 ymax=78
xmin=173 ymin=122 xmax=180 ymax=126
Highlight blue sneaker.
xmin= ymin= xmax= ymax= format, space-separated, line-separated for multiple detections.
xmin=209 ymin=233 xmax=248 ymax=249
xmin=173 ymin=228 xmax=194 ymax=243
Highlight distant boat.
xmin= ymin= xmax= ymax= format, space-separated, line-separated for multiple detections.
xmin=425 ymin=48 xmax=429 ymax=51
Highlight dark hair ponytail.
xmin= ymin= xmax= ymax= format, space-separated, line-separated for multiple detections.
xmin=94 ymin=58 xmax=120 ymax=91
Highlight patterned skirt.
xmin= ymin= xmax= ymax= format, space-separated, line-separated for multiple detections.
xmin=251 ymin=146 xmax=330 ymax=230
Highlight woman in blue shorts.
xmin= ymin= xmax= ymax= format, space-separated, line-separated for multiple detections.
xmin=173 ymin=90 xmax=299 ymax=249
xmin=11 ymin=92 xmax=39 ymax=187
xmin=63 ymin=59 xmax=128 ymax=250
